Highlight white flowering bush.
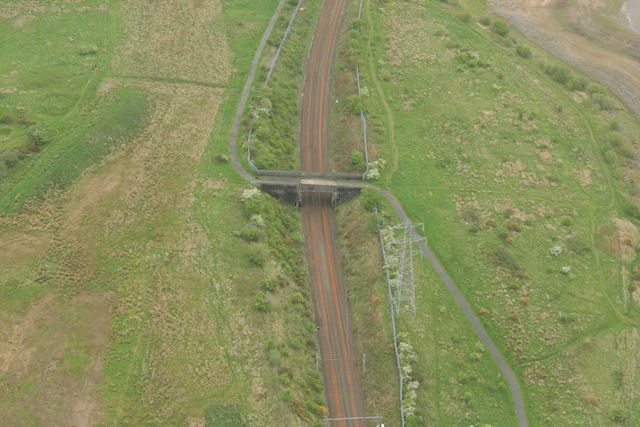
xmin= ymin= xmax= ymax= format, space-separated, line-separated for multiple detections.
xmin=561 ymin=266 xmax=572 ymax=274
xmin=396 ymin=332 xmax=419 ymax=420
xmin=492 ymin=83 xmax=502 ymax=91
xmin=250 ymin=214 xmax=265 ymax=228
xmin=241 ymin=188 xmax=261 ymax=202
xmin=550 ymin=245 xmax=562 ymax=256
xmin=251 ymin=97 xmax=272 ymax=119
xmin=365 ymin=167 xmax=380 ymax=180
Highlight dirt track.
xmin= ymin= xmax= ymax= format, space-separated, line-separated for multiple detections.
xmin=299 ymin=0 xmax=368 ymax=423
xmin=491 ymin=0 xmax=640 ymax=118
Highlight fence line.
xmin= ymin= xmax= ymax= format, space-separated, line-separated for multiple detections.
xmin=374 ymin=207 xmax=406 ymax=427
xmin=247 ymin=1 xmax=304 ymax=171
xmin=267 ymin=0 xmax=305 ymax=83
xmin=356 ymin=0 xmax=369 ymax=181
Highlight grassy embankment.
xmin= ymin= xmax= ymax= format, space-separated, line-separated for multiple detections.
xmin=337 ymin=0 xmax=640 ymax=424
xmin=0 ymin=0 xmax=328 ymax=425
xmin=241 ymin=0 xmax=322 ymax=171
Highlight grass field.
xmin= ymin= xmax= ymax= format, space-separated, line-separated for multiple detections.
xmin=335 ymin=195 xmax=519 ymax=426
xmin=0 ymin=0 xmax=330 ymax=425
xmin=348 ymin=0 xmax=640 ymax=424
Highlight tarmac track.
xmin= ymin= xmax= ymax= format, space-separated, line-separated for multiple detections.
xmin=299 ymin=0 xmax=368 ymax=424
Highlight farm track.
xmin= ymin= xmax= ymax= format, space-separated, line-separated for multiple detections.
xmin=299 ymin=0 xmax=368 ymax=423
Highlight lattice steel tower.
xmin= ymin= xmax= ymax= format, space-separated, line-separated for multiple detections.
xmin=386 ymin=220 xmax=427 ymax=318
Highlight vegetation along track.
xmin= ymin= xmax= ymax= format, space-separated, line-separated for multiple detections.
xmin=299 ymin=0 xmax=368 ymax=423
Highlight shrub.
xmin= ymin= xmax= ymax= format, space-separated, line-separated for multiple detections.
xmin=282 ymin=389 xmax=293 ymax=402
xmin=279 ymin=373 xmax=290 ymax=384
xmin=561 ymin=216 xmax=573 ymax=226
xmin=478 ymin=15 xmax=492 ymax=26
xmin=587 ymin=82 xmax=607 ymax=95
xmin=351 ymin=150 xmax=365 ymax=169
xmin=254 ymin=292 xmax=271 ymax=312
xmin=504 ymin=237 xmax=514 ymax=245
xmin=503 ymin=208 xmax=513 ymax=218
xmin=214 ymin=153 xmax=229 ymax=162
xmin=204 ymin=402 xmax=242 ymax=427
xmin=609 ymin=117 xmax=620 ymax=131
xmin=0 ymin=151 xmax=20 ymax=169
xmin=503 ymin=38 xmax=513 ymax=48
xmin=469 ymin=226 xmax=479 ymax=234
xmin=2 ymin=113 xmax=13 ymax=123
xmin=458 ymin=12 xmax=472 ymax=23
xmin=608 ymin=131 xmax=625 ymax=148
xmin=611 ymin=405 xmax=629 ymax=422
xmin=247 ymin=243 xmax=268 ymax=266
xmin=268 ymin=349 xmax=281 ymax=365
xmin=519 ymin=297 xmax=528 ymax=305
xmin=241 ymin=228 xmax=260 ymax=242
xmin=361 ymin=187 xmax=384 ymax=211
xmin=509 ymin=282 xmax=519 ymax=290
xmin=561 ymin=266 xmax=572 ymax=274
xmin=604 ymin=150 xmax=618 ymax=164
xmin=266 ymin=339 xmax=276 ymax=350
xmin=619 ymin=145 xmax=634 ymax=159
xmin=490 ymin=19 xmax=510 ymax=36
xmin=623 ymin=200 xmax=640 ymax=219
xmin=470 ymin=352 xmax=482 ymax=361
xmin=499 ymin=231 xmax=509 ymax=240
xmin=550 ymin=245 xmax=562 ymax=256
xmin=516 ymin=44 xmax=532 ymax=59
xmin=486 ymin=219 xmax=498 ymax=227
xmin=479 ymin=307 xmax=490 ymax=315
xmin=506 ymin=222 xmax=521 ymax=232
xmin=25 ymin=141 xmax=40 ymax=152
xmin=613 ymin=167 xmax=624 ymax=180
xmin=78 ymin=45 xmax=98 ymax=55
xmin=260 ymin=277 xmax=279 ymax=293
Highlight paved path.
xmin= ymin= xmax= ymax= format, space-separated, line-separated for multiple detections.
xmin=228 ymin=0 xmax=287 ymax=183
xmin=378 ymin=189 xmax=528 ymax=427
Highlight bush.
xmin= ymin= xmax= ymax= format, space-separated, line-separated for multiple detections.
xmin=214 ymin=153 xmax=229 ymax=162
xmin=608 ymin=131 xmax=625 ymax=148
xmin=247 ymin=243 xmax=268 ymax=266
xmin=478 ymin=15 xmax=492 ymax=26
xmin=241 ymin=228 xmax=261 ymax=242
xmin=561 ymin=216 xmax=573 ymax=227
xmin=619 ymin=145 xmax=634 ymax=159
xmin=503 ymin=38 xmax=513 ymax=47
xmin=2 ymin=113 xmax=13 ymax=123
xmin=505 ymin=222 xmax=521 ymax=232
xmin=268 ymin=349 xmax=281 ymax=365
xmin=609 ymin=117 xmax=620 ymax=131
xmin=260 ymin=277 xmax=279 ymax=293
xmin=623 ymin=200 xmax=640 ymax=219
xmin=78 ymin=45 xmax=98 ymax=55
xmin=458 ymin=12 xmax=472 ymax=23
xmin=361 ymin=187 xmax=384 ymax=211
xmin=204 ymin=402 xmax=242 ymax=427
xmin=351 ymin=150 xmax=365 ymax=169
xmin=282 ymin=388 xmax=293 ymax=402
xmin=611 ymin=405 xmax=629 ymax=422
xmin=253 ymin=292 xmax=271 ymax=312
xmin=490 ymin=19 xmax=510 ymax=36
xmin=604 ymin=150 xmax=618 ymax=164
xmin=0 ymin=150 xmax=20 ymax=169
xmin=588 ymin=82 xmax=607 ymax=95
xmin=516 ymin=44 xmax=532 ymax=59
xmin=499 ymin=231 xmax=509 ymax=240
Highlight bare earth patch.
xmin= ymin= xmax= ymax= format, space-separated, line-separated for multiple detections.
xmin=112 ymin=0 xmax=232 ymax=86
xmin=0 ymin=291 xmax=112 ymax=427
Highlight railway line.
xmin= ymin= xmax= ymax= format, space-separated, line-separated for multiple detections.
xmin=299 ymin=0 xmax=369 ymax=424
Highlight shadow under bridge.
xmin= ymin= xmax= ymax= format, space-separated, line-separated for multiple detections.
xmin=258 ymin=178 xmax=363 ymax=207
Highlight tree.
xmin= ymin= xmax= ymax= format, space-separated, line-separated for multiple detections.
xmin=351 ymin=150 xmax=365 ymax=169
xmin=607 ymin=131 xmax=624 ymax=148
xmin=490 ymin=19 xmax=510 ymax=37
xmin=516 ymin=44 xmax=532 ymax=59
xmin=28 ymin=128 xmax=48 ymax=146
xmin=361 ymin=187 xmax=384 ymax=211
xmin=604 ymin=150 xmax=618 ymax=164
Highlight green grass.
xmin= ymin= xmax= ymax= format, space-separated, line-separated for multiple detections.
xmin=0 ymin=87 xmax=150 ymax=211
xmin=357 ymin=0 xmax=640 ymax=424
xmin=335 ymin=196 xmax=518 ymax=426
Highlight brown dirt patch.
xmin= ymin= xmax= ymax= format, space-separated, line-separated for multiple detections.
xmin=111 ymin=0 xmax=232 ymax=86
xmin=0 ymin=291 xmax=112 ymax=427
xmin=0 ymin=231 xmax=50 ymax=268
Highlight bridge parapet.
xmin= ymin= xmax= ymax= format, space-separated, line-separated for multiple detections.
xmin=258 ymin=178 xmax=362 ymax=207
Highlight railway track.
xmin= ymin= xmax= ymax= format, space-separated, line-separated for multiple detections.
xmin=299 ymin=0 xmax=368 ymax=423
